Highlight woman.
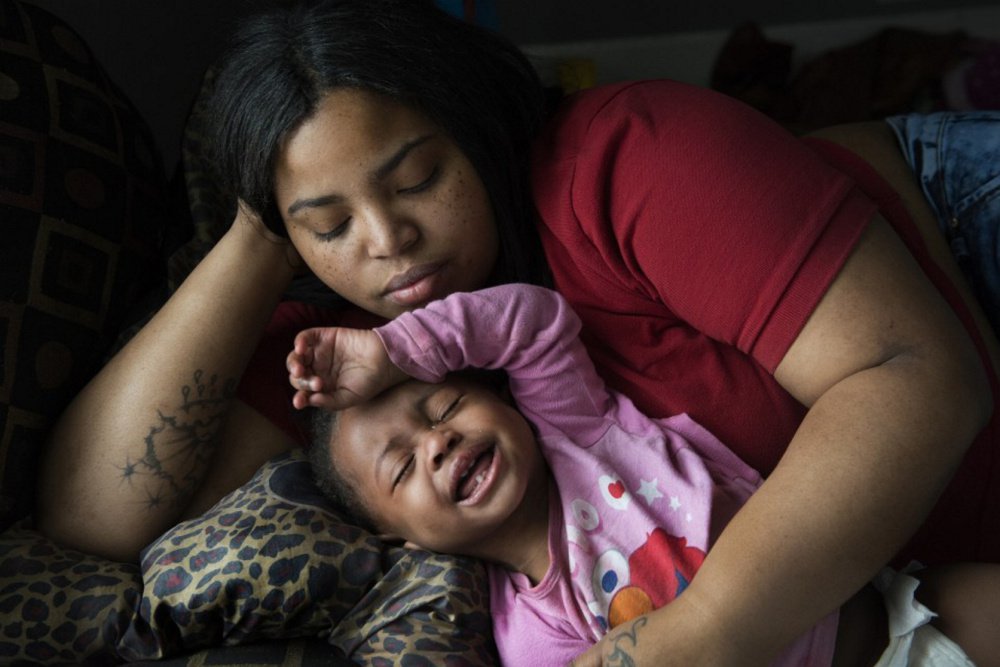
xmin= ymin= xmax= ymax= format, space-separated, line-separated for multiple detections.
xmin=36 ymin=0 xmax=998 ymax=664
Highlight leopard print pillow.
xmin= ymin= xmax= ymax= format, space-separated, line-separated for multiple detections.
xmin=0 ymin=450 xmax=498 ymax=665
xmin=0 ymin=522 xmax=141 ymax=665
xmin=125 ymin=449 xmax=499 ymax=665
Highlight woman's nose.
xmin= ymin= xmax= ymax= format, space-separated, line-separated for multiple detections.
xmin=365 ymin=210 xmax=418 ymax=258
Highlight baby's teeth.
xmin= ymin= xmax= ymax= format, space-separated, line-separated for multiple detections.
xmin=475 ymin=472 xmax=484 ymax=484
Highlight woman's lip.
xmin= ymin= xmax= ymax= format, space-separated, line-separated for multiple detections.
xmin=383 ymin=263 xmax=445 ymax=307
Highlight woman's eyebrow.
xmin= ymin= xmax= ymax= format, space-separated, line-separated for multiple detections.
xmin=372 ymin=134 xmax=434 ymax=182
xmin=287 ymin=193 xmax=342 ymax=217
xmin=286 ymin=134 xmax=435 ymax=218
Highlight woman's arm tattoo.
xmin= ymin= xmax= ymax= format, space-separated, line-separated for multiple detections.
xmin=607 ymin=617 xmax=648 ymax=667
xmin=117 ymin=370 xmax=236 ymax=511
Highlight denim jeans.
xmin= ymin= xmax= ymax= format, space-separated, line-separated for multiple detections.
xmin=885 ymin=111 xmax=1000 ymax=334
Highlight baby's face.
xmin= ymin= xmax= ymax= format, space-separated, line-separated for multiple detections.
xmin=330 ymin=376 xmax=547 ymax=557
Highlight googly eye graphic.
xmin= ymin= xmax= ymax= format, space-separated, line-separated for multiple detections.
xmin=591 ymin=548 xmax=630 ymax=616
xmin=571 ymin=498 xmax=601 ymax=531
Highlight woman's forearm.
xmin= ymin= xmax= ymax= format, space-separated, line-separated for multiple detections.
xmin=579 ymin=217 xmax=991 ymax=667
xmin=35 ymin=215 xmax=298 ymax=562
xmin=685 ymin=217 xmax=990 ymax=663
xmin=579 ymin=367 xmax=986 ymax=666
xmin=679 ymin=354 xmax=987 ymax=662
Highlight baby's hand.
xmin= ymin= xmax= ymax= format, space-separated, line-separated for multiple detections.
xmin=287 ymin=327 xmax=404 ymax=411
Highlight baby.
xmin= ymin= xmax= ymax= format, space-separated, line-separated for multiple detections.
xmin=288 ymin=283 xmax=993 ymax=667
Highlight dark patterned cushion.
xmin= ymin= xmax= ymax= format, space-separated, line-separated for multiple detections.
xmin=0 ymin=521 xmax=142 ymax=665
xmin=0 ymin=0 xmax=174 ymax=530
xmin=126 ymin=639 xmax=355 ymax=667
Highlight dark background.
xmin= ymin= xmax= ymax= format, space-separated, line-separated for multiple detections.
xmin=497 ymin=0 xmax=999 ymax=43
xmin=28 ymin=0 xmax=1000 ymax=172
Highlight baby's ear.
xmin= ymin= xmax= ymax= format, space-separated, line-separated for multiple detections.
xmin=375 ymin=533 xmax=424 ymax=551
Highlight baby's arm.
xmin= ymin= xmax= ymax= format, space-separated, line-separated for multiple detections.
xmin=376 ymin=284 xmax=615 ymax=440
xmin=287 ymin=326 xmax=407 ymax=410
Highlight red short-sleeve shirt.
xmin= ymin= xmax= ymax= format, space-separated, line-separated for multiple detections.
xmin=530 ymin=80 xmax=998 ymax=563
xmin=532 ymin=80 xmax=873 ymax=474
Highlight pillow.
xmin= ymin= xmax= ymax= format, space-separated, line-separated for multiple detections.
xmin=0 ymin=0 xmax=174 ymax=531
xmin=124 ymin=639 xmax=355 ymax=666
xmin=122 ymin=450 xmax=498 ymax=665
xmin=0 ymin=521 xmax=142 ymax=665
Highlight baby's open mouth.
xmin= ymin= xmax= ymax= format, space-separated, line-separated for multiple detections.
xmin=454 ymin=446 xmax=496 ymax=503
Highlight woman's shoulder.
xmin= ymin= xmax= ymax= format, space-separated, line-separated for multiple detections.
xmin=534 ymin=78 xmax=782 ymax=172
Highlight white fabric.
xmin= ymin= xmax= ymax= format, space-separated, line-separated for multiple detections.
xmin=872 ymin=565 xmax=975 ymax=667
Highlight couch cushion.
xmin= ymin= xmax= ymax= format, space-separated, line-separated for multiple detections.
xmin=0 ymin=0 xmax=174 ymax=530
xmin=0 ymin=520 xmax=142 ymax=665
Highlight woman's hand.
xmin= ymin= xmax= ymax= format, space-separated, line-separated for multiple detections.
xmin=288 ymin=327 xmax=407 ymax=411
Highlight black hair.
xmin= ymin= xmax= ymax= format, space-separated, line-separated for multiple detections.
xmin=307 ymin=407 xmax=382 ymax=534
xmin=209 ymin=0 xmax=551 ymax=287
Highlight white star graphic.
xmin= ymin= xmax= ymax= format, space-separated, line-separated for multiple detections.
xmin=636 ymin=479 xmax=663 ymax=506
xmin=669 ymin=496 xmax=682 ymax=511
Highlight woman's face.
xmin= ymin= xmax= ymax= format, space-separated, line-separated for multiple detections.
xmin=274 ymin=89 xmax=499 ymax=319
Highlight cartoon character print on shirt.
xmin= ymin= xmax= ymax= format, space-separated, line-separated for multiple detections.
xmin=574 ymin=472 xmax=707 ymax=632
xmin=608 ymin=529 xmax=705 ymax=627
xmin=586 ymin=528 xmax=707 ymax=631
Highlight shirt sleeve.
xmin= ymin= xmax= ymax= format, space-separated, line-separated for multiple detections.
xmin=375 ymin=284 xmax=617 ymax=443
xmin=536 ymin=80 xmax=875 ymax=371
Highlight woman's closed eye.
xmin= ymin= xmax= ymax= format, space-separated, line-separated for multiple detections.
xmin=314 ymin=217 xmax=351 ymax=242
xmin=398 ymin=165 xmax=440 ymax=195
xmin=312 ymin=166 xmax=438 ymax=243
